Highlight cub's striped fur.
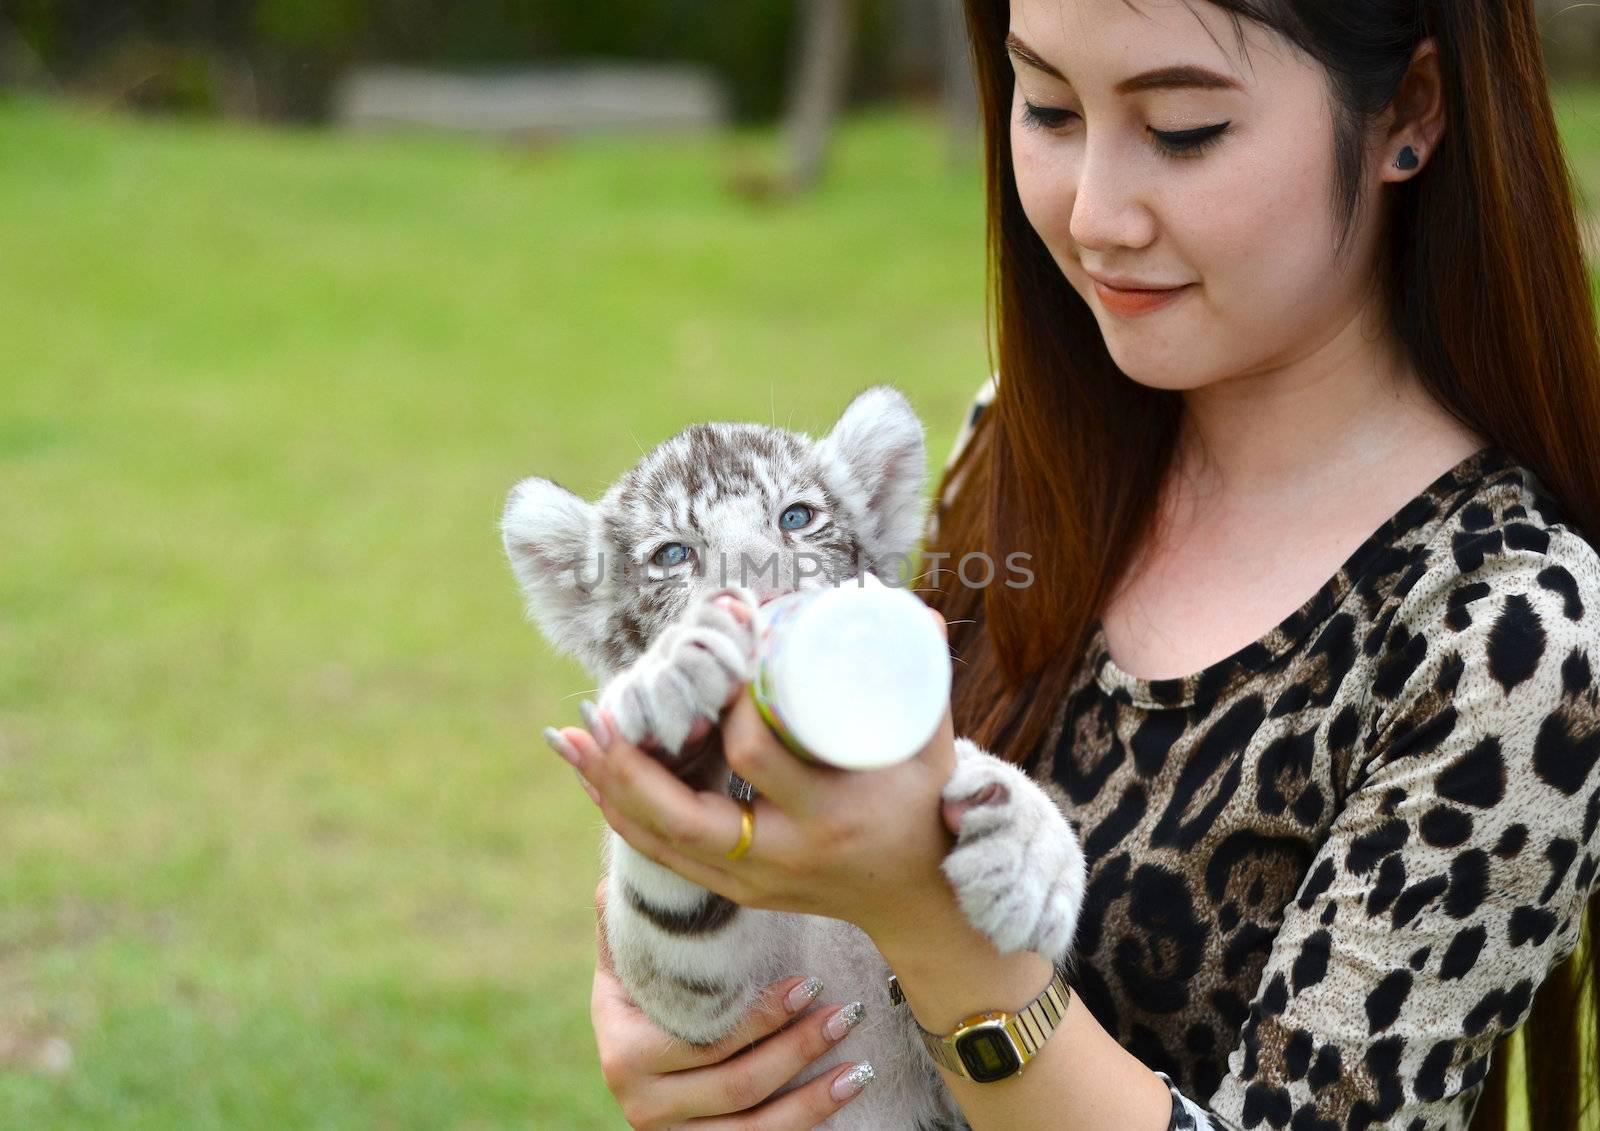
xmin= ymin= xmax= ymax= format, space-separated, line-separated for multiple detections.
xmin=503 ymin=386 xmax=1086 ymax=1128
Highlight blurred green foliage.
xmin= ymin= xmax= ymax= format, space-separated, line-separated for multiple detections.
xmin=253 ymin=0 xmax=365 ymax=52
xmin=2 ymin=1 xmax=899 ymax=121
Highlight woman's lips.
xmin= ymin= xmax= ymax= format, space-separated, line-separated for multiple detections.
xmin=1091 ymin=279 xmax=1195 ymax=317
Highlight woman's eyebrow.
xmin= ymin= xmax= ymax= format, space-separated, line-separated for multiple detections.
xmin=1004 ymin=32 xmax=1243 ymax=94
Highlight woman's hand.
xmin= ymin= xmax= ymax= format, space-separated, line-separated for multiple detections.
xmin=549 ymin=606 xmax=962 ymax=942
xmin=590 ymin=881 xmax=877 ymax=1129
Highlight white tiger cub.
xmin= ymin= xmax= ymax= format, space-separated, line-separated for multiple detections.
xmin=501 ymin=385 xmax=1087 ymax=1128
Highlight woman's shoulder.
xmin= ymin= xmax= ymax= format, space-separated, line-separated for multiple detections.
xmin=1393 ymin=448 xmax=1600 ymax=631
xmin=1359 ymin=448 xmax=1600 ymax=796
xmin=925 ymin=375 xmax=999 ymax=546
xmin=940 ymin=372 xmax=998 ymax=474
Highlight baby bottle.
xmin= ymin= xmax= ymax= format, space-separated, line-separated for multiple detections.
xmin=747 ymin=574 xmax=951 ymax=770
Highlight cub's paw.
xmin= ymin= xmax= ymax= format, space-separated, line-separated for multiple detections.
xmin=941 ymin=738 xmax=1087 ymax=958
xmin=598 ymin=587 xmax=759 ymax=766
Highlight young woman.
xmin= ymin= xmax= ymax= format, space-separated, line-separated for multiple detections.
xmin=549 ymin=0 xmax=1600 ymax=1127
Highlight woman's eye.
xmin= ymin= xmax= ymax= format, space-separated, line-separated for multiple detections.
xmin=1150 ymin=121 xmax=1231 ymax=159
xmin=779 ymin=503 xmax=814 ymax=531
xmin=1020 ymin=99 xmax=1230 ymax=161
xmin=651 ymin=542 xmax=691 ymax=568
xmin=1021 ymin=101 xmax=1078 ymax=131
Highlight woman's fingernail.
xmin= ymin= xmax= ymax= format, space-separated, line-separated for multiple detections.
xmin=785 ymin=977 xmax=824 ymax=1014
xmin=830 ymin=1062 xmax=875 ymax=1102
xmin=579 ymin=700 xmax=613 ymax=748
xmin=823 ymin=1001 xmax=865 ymax=1042
xmin=543 ymin=726 xmax=581 ymax=767
xmin=575 ymin=770 xmax=600 ymax=805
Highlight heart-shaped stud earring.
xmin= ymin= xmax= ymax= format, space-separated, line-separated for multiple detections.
xmin=1395 ymin=145 xmax=1420 ymax=171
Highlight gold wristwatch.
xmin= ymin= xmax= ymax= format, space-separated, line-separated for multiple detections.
xmin=886 ymin=963 xmax=1072 ymax=1084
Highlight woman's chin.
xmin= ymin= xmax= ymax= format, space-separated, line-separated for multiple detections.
xmin=1104 ymin=348 xmax=1216 ymax=393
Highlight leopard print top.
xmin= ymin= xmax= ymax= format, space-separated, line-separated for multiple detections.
xmin=935 ymin=379 xmax=1600 ymax=1131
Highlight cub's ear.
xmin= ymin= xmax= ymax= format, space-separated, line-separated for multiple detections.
xmin=501 ymin=476 xmax=602 ymax=639
xmin=815 ymin=385 xmax=928 ymax=562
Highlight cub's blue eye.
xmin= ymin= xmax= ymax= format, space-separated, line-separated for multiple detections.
xmin=780 ymin=503 xmax=813 ymax=531
xmin=651 ymin=543 xmax=691 ymax=568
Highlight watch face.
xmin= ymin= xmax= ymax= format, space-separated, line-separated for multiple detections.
xmin=955 ymin=1027 xmax=1023 ymax=1083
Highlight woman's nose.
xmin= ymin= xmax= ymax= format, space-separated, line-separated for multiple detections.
xmin=1068 ymin=142 xmax=1158 ymax=253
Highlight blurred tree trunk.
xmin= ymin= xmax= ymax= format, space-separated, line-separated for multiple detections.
xmin=786 ymin=0 xmax=856 ymax=192
xmin=0 ymin=10 xmax=58 ymax=92
xmin=0 ymin=11 xmax=11 ymax=89
xmin=940 ymin=0 xmax=979 ymax=168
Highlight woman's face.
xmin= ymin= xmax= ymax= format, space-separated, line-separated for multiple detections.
xmin=1008 ymin=0 xmax=1385 ymax=391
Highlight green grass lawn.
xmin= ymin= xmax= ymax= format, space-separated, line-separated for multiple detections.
xmin=3 ymin=85 xmax=1600 ymax=1128
xmin=0 ymin=96 xmax=990 ymax=1128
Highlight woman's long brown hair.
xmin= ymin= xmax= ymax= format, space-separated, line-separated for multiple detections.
xmin=923 ymin=1 xmax=1600 ymax=1126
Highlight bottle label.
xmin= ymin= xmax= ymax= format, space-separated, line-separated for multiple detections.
xmin=748 ymin=680 xmax=820 ymax=764
xmin=750 ymin=591 xmax=826 ymax=765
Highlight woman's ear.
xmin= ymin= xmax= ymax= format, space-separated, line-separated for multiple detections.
xmin=1381 ymin=36 xmax=1448 ymax=183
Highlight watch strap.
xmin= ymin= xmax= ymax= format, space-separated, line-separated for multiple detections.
xmin=887 ymin=963 xmax=1072 ymax=1081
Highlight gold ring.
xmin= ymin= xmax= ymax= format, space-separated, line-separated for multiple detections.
xmin=725 ymin=799 xmax=756 ymax=862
